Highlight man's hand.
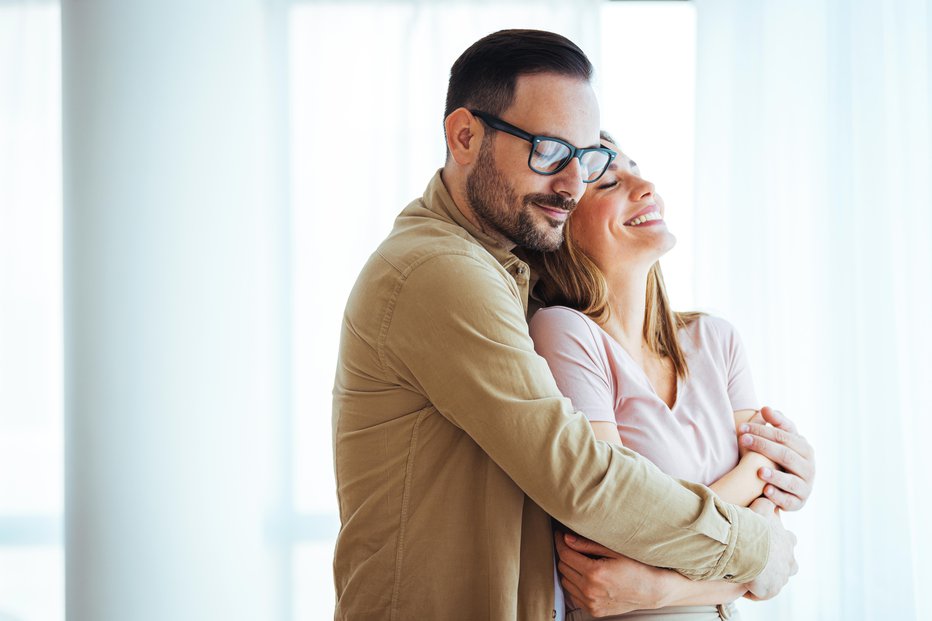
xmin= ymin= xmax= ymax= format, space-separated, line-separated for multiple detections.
xmin=740 ymin=406 xmax=815 ymax=510
xmin=745 ymin=498 xmax=798 ymax=600
xmin=553 ymin=532 xmax=666 ymax=617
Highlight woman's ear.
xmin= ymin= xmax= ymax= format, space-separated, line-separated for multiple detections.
xmin=444 ymin=108 xmax=484 ymax=166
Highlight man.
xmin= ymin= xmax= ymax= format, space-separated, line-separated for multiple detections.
xmin=332 ymin=30 xmax=812 ymax=620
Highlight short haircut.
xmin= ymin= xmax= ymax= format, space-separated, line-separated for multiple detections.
xmin=444 ymin=29 xmax=593 ymax=120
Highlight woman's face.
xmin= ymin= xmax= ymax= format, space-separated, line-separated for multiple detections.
xmin=570 ymin=142 xmax=676 ymax=273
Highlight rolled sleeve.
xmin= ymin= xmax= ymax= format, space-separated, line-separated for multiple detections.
xmin=715 ymin=504 xmax=771 ymax=582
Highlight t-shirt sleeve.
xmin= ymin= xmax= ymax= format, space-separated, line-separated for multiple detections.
xmin=708 ymin=316 xmax=759 ymax=412
xmin=528 ymin=307 xmax=616 ymax=424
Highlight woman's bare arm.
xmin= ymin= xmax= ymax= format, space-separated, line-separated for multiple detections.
xmin=709 ymin=409 xmax=778 ymax=506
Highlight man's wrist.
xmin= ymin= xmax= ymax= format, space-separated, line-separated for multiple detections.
xmin=651 ymin=570 xmax=679 ymax=609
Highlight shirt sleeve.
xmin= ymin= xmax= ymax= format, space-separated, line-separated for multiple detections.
xmin=528 ymin=307 xmax=616 ymax=425
xmin=708 ymin=317 xmax=759 ymax=412
xmin=381 ymin=253 xmax=770 ymax=582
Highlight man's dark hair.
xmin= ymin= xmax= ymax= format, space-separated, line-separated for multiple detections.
xmin=444 ymin=29 xmax=593 ymax=120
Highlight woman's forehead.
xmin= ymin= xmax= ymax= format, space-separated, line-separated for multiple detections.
xmin=601 ymin=141 xmax=635 ymax=170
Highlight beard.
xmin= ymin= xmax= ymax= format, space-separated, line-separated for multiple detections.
xmin=465 ymin=138 xmax=575 ymax=252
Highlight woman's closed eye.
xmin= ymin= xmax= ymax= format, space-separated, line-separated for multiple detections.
xmin=597 ymin=179 xmax=618 ymax=190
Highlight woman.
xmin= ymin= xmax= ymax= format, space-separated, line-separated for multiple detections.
xmin=529 ymin=133 xmax=782 ymax=621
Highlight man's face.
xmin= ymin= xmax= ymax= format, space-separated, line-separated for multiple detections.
xmin=464 ymin=73 xmax=601 ymax=251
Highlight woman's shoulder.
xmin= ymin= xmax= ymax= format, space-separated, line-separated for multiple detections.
xmin=530 ymin=305 xmax=597 ymax=330
xmin=531 ymin=306 xmax=592 ymax=323
xmin=687 ymin=313 xmax=739 ymax=337
xmin=680 ymin=314 xmax=746 ymax=361
xmin=529 ymin=306 xmax=605 ymax=350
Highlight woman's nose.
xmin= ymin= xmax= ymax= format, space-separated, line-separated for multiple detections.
xmin=630 ymin=177 xmax=655 ymax=201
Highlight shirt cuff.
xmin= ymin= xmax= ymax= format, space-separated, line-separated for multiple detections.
xmin=714 ymin=504 xmax=771 ymax=583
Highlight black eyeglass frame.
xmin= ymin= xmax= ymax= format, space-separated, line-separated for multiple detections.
xmin=470 ymin=109 xmax=617 ymax=183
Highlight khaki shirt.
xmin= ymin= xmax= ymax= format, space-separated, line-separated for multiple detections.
xmin=332 ymin=172 xmax=769 ymax=621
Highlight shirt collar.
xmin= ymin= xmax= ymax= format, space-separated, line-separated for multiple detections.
xmin=423 ymin=169 xmax=522 ymax=270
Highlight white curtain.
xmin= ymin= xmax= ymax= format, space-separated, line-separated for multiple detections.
xmin=0 ymin=3 xmax=63 ymax=620
xmin=692 ymin=1 xmax=932 ymax=620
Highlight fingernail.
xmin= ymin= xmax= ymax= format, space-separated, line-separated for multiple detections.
xmin=764 ymin=486 xmax=774 ymax=496
xmin=761 ymin=468 xmax=772 ymax=479
xmin=565 ymin=533 xmax=576 ymax=543
xmin=739 ymin=424 xmax=750 ymax=433
xmin=741 ymin=435 xmax=753 ymax=447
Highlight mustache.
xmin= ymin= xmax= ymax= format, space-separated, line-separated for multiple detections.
xmin=524 ymin=193 xmax=576 ymax=213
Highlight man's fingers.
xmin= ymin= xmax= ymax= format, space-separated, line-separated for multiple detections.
xmin=740 ymin=422 xmax=813 ymax=463
xmin=762 ymin=483 xmax=804 ymax=511
xmin=759 ymin=406 xmax=797 ymax=434
xmin=741 ymin=409 xmax=816 ymax=508
xmin=555 ymin=532 xmax=599 ymax=573
xmin=739 ymin=433 xmax=812 ymax=479
xmin=760 ymin=467 xmax=811 ymax=509
xmin=557 ymin=557 xmax=585 ymax=585
xmin=559 ymin=574 xmax=588 ymax=609
xmin=563 ymin=533 xmax=621 ymax=559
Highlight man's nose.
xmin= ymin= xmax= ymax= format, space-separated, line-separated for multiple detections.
xmin=551 ymin=157 xmax=587 ymax=201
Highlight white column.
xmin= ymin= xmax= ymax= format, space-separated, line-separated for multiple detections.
xmin=62 ymin=1 xmax=289 ymax=620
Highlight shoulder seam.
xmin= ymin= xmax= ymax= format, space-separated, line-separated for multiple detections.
xmin=376 ymin=251 xmax=507 ymax=372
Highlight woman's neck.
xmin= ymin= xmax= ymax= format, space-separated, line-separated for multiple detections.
xmin=601 ymin=261 xmax=678 ymax=408
xmin=600 ymin=264 xmax=651 ymax=358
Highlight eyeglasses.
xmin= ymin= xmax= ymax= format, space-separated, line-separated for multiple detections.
xmin=470 ymin=110 xmax=616 ymax=183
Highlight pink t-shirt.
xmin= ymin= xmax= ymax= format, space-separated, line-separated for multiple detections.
xmin=529 ymin=307 xmax=758 ymax=486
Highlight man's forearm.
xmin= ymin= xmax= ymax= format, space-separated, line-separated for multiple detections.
xmin=573 ymin=457 xmax=771 ymax=583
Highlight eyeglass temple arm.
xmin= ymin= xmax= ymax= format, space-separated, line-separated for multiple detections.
xmin=469 ymin=109 xmax=535 ymax=143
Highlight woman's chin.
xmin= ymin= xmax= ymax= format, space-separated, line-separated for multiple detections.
xmin=639 ymin=228 xmax=677 ymax=257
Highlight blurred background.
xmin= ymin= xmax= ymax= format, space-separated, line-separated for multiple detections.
xmin=1 ymin=0 xmax=929 ymax=619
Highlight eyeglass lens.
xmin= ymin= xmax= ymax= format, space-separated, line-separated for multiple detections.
xmin=531 ymin=139 xmax=610 ymax=182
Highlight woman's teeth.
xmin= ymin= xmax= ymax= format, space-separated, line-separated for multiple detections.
xmin=625 ymin=211 xmax=663 ymax=226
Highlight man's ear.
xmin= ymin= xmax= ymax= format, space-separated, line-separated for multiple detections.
xmin=444 ymin=108 xmax=484 ymax=166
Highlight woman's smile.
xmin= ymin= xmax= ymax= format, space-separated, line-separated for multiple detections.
xmin=624 ymin=208 xmax=664 ymax=227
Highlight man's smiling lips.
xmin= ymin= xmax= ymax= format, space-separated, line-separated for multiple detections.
xmin=534 ymin=202 xmax=571 ymax=222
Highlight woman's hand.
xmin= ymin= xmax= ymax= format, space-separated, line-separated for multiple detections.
xmin=554 ymin=531 xmax=667 ymax=616
xmin=739 ymin=407 xmax=815 ymax=511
